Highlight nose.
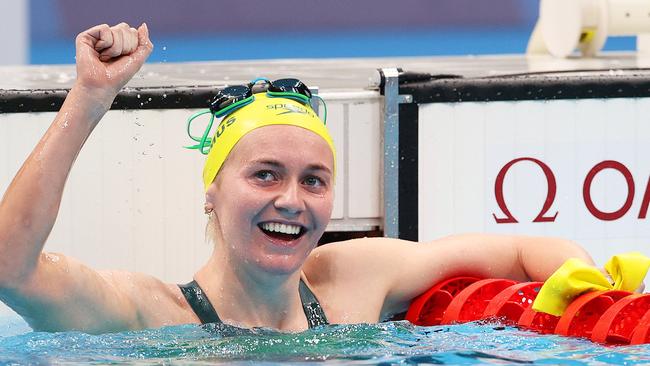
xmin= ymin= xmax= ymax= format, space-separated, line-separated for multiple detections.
xmin=274 ymin=181 xmax=305 ymax=216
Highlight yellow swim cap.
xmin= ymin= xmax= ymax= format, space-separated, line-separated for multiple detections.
xmin=202 ymin=94 xmax=335 ymax=190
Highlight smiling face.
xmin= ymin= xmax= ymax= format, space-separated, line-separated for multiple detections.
xmin=205 ymin=125 xmax=335 ymax=276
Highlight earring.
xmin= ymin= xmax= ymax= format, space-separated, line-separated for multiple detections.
xmin=204 ymin=206 xmax=213 ymax=215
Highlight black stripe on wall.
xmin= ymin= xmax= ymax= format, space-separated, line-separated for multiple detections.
xmin=398 ymin=102 xmax=419 ymax=241
xmin=400 ymin=74 xmax=650 ymax=104
xmin=0 ymin=86 xmax=217 ymax=114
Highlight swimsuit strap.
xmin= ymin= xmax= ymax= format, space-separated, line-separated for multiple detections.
xmin=178 ymin=280 xmax=221 ymax=324
xmin=298 ymin=279 xmax=329 ymax=328
xmin=178 ymin=279 xmax=329 ymax=328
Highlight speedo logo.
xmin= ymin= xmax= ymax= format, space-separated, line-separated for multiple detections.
xmin=266 ymin=103 xmax=314 ymax=117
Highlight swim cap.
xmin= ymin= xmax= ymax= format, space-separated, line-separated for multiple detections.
xmin=202 ymin=93 xmax=335 ymax=190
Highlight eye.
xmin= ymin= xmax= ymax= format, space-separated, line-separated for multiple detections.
xmin=303 ymin=175 xmax=325 ymax=188
xmin=254 ymin=170 xmax=277 ymax=182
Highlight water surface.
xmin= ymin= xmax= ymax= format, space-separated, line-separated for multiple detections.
xmin=1 ymin=316 xmax=648 ymax=365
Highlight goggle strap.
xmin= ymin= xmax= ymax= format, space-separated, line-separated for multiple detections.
xmin=214 ymin=96 xmax=255 ymax=118
xmin=184 ymin=109 xmax=215 ymax=155
xmin=249 ymin=77 xmax=271 ymax=85
xmin=186 ymin=109 xmax=212 ymax=143
xmin=267 ymin=91 xmax=310 ymax=104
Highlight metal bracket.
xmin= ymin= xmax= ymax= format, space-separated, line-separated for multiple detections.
xmin=380 ymin=68 xmax=413 ymax=238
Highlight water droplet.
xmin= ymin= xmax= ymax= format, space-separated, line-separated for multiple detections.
xmin=45 ymin=253 xmax=60 ymax=263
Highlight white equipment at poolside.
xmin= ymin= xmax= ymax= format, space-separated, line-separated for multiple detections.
xmin=528 ymin=0 xmax=650 ymax=57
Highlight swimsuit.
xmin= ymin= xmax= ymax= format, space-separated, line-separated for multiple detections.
xmin=178 ymin=279 xmax=329 ymax=329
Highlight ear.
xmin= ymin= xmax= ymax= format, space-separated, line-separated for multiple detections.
xmin=204 ymin=185 xmax=217 ymax=214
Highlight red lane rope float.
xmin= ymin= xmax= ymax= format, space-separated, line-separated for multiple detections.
xmin=407 ymin=277 xmax=650 ymax=345
xmin=591 ymin=293 xmax=650 ymax=344
xmin=518 ymin=305 xmax=560 ymax=334
xmin=482 ymin=282 xmax=543 ymax=325
xmin=554 ymin=290 xmax=630 ymax=339
xmin=440 ymin=279 xmax=517 ymax=324
xmin=405 ymin=277 xmax=479 ymax=326
xmin=630 ymin=308 xmax=650 ymax=345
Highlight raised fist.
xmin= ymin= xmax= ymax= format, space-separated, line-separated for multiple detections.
xmin=74 ymin=22 xmax=154 ymax=95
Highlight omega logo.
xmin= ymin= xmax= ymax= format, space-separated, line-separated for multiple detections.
xmin=493 ymin=157 xmax=650 ymax=223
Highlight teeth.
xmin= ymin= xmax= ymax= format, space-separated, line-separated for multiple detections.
xmin=261 ymin=222 xmax=301 ymax=235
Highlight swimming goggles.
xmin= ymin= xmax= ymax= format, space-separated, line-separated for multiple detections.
xmin=186 ymin=77 xmax=327 ymax=155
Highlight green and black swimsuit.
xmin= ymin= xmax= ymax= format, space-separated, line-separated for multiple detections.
xmin=178 ymin=279 xmax=329 ymax=329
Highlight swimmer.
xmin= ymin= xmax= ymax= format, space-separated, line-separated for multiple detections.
xmin=0 ymin=23 xmax=596 ymax=333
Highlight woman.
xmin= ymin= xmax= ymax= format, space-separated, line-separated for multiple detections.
xmin=0 ymin=23 xmax=594 ymax=334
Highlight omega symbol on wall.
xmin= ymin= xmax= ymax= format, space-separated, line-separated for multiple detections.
xmin=492 ymin=157 xmax=650 ymax=223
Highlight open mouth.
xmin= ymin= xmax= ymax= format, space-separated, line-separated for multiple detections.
xmin=258 ymin=222 xmax=306 ymax=242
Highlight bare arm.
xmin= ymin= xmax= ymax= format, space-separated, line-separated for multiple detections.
xmin=307 ymin=234 xmax=593 ymax=320
xmin=382 ymin=234 xmax=593 ymax=312
xmin=0 ymin=23 xmax=155 ymax=332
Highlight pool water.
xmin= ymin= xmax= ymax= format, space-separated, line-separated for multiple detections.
xmin=1 ymin=316 xmax=649 ymax=365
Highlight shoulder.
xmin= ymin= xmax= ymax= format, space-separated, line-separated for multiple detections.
xmin=302 ymin=237 xmax=421 ymax=322
xmin=306 ymin=236 xmax=415 ymax=268
xmin=307 ymin=236 xmax=418 ymax=263
xmin=303 ymin=237 xmax=417 ymax=292
xmin=305 ymin=238 xmax=386 ymax=274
